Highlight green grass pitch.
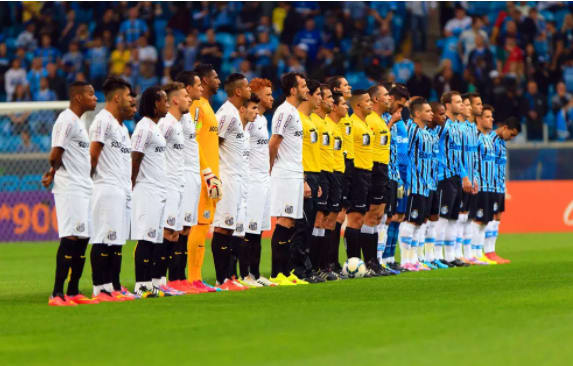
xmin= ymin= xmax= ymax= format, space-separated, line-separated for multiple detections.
xmin=1 ymin=232 xmax=572 ymax=365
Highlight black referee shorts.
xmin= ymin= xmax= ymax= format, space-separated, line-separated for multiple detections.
xmin=342 ymin=158 xmax=354 ymax=209
xmin=329 ymin=171 xmax=344 ymax=213
xmin=303 ymin=172 xmax=321 ymax=226
xmin=347 ymin=168 xmax=371 ymax=214
xmin=369 ymin=162 xmax=389 ymax=205
xmin=437 ymin=175 xmax=462 ymax=220
xmin=316 ymin=171 xmax=332 ymax=213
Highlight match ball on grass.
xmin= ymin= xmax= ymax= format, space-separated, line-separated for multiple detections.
xmin=342 ymin=257 xmax=367 ymax=278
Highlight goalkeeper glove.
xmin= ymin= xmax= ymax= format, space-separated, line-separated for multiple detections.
xmin=397 ymin=185 xmax=404 ymax=199
xmin=202 ymin=168 xmax=222 ymax=199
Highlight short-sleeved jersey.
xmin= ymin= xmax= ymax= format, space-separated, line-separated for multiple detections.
xmin=271 ymin=101 xmax=303 ymax=178
xmin=350 ymin=113 xmax=373 ymax=171
xmin=407 ymin=122 xmax=434 ymax=197
xmin=475 ymin=131 xmax=496 ymax=192
xmin=51 ymin=108 xmax=92 ymax=195
xmin=245 ymin=114 xmax=270 ymax=177
xmin=427 ymin=125 xmax=441 ymax=191
xmin=312 ymin=113 xmax=334 ymax=173
xmin=339 ymin=114 xmax=354 ymax=160
xmin=89 ymin=108 xmax=131 ymax=191
xmin=216 ymin=100 xmax=245 ymax=177
xmin=192 ymin=97 xmax=219 ymax=176
xmin=461 ymin=120 xmax=479 ymax=183
xmin=158 ymin=112 xmax=185 ymax=191
xmin=365 ymin=111 xmax=390 ymax=164
xmin=181 ymin=110 xmax=200 ymax=174
xmin=388 ymin=119 xmax=408 ymax=186
xmin=326 ymin=116 xmax=345 ymax=173
xmin=437 ymin=119 xmax=466 ymax=180
xmin=299 ymin=111 xmax=321 ymax=173
xmin=490 ymin=131 xmax=507 ymax=193
xmin=131 ymin=117 xmax=167 ymax=193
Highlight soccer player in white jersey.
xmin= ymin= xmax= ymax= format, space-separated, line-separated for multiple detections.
xmin=168 ymin=71 xmax=206 ymax=293
xmin=269 ymin=72 xmax=309 ymax=283
xmin=155 ymin=82 xmax=192 ymax=296
xmin=211 ymin=73 xmax=252 ymax=291
xmin=43 ymin=81 xmax=97 ymax=306
xmin=131 ymin=86 xmax=169 ymax=297
xmin=88 ymin=77 xmax=136 ymax=302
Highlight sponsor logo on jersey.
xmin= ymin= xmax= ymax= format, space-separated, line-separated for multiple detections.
xmin=224 ymin=216 xmax=234 ymax=226
xmin=236 ymin=132 xmax=244 ymax=139
xmin=78 ymin=141 xmax=89 ymax=148
xmin=203 ymin=210 xmax=211 ymax=219
xmin=167 ymin=216 xmax=176 ymax=226
xmin=107 ymin=230 xmax=117 ymax=241
xmin=155 ymin=146 xmax=166 ymax=153
xmin=285 ymin=205 xmax=294 ymax=214
xmin=75 ymin=222 xmax=85 ymax=233
xmin=294 ymin=130 xmax=303 ymax=137
xmin=173 ymin=143 xmax=184 ymax=150
xmin=256 ymin=138 xmax=268 ymax=145
xmin=209 ymin=126 xmax=218 ymax=132
xmin=248 ymin=222 xmax=258 ymax=231
xmin=147 ymin=229 xmax=157 ymax=239
xmin=440 ymin=205 xmax=449 ymax=215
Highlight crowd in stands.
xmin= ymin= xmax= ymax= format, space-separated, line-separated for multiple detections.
xmin=0 ymin=1 xmax=572 ymax=153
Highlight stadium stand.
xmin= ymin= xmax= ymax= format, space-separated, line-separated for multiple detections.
xmin=0 ymin=1 xmax=572 ymax=153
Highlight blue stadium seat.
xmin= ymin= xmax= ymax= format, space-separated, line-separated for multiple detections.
xmin=31 ymin=135 xmax=51 ymax=152
xmin=0 ymin=117 xmax=11 ymax=136
xmin=0 ymin=136 xmax=21 ymax=153
xmin=0 ymin=175 xmax=19 ymax=192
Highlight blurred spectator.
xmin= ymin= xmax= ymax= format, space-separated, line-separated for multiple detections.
xmin=238 ymin=2 xmax=261 ymax=32
xmin=45 ymin=63 xmax=66 ymax=100
xmin=5 ymin=58 xmax=29 ymax=101
xmin=94 ymin=8 xmax=119 ymax=38
xmin=9 ymin=84 xmax=31 ymax=133
xmin=458 ymin=16 xmax=488 ymax=64
xmin=392 ymin=54 xmax=414 ymax=84
xmin=162 ymin=34 xmax=177 ymax=69
xmin=498 ymin=37 xmax=524 ymax=76
xmin=560 ymin=13 xmax=573 ymax=51
xmin=551 ymin=81 xmax=573 ymax=113
xmin=137 ymin=36 xmax=157 ymax=64
xmin=62 ymin=42 xmax=84 ymax=73
xmin=250 ymin=32 xmax=275 ymax=73
xmin=197 ymin=28 xmax=223 ymax=71
xmin=15 ymin=129 xmax=40 ymax=153
xmin=493 ymin=83 xmax=522 ymax=126
xmin=27 ymin=58 xmax=47 ymax=96
xmin=293 ymin=18 xmax=321 ymax=61
xmin=373 ymin=21 xmax=395 ymax=68
xmin=213 ymin=3 xmax=235 ymax=33
xmin=563 ymin=56 xmax=573 ymax=93
xmin=110 ymin=41 xmax=131 ymax=75
xmin=120 ymin=63 xmax=136 ymax=87
xmin=239 ymin=60 xmax=255 ymax=80
xmin=119 ymin=7 xmax=149 ymax=46
xmin=85 ymin=36 xmax=108 ymax=86
xmin=406 ymin=2 xmax=431 ymax=52
xmin=521 ymin=80 xmax=546 ymax=140
xmin=59 ymin=9 xmax=78 ymax=49
xmin=444 ymin=5 xmax=471 ymax=37
xmin=521 ymin=8 xmax=545 ymax=46
xmin=16 ymin=23 xmax=37 ymax=51
xmin=231 ymin=33 xmax=249 ymax=65
xmin=0 ymin=43 xmax=9 ymax=96
xmin=433 ymin=59 xmax=467 ymax=97
xmin=35 ymin=34 xmax=61 ymax=67
xmin=33 ymin=77 xmax=56 ymax=101
xmin=180 ymin=33 xmax=199 ymax=71
xmin=74 ymin=23 xmax=91 ymax=49
xmin=407 ymin=60 xmax=432 ymax=99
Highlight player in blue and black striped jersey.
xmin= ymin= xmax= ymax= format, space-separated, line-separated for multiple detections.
xmin=485 ymin=116 xmax=521 ymax=264
xmin=468 ymin=105 xmax=500 ymax=265
xmin=397 ymin=98 xmax=435 ymax=271
xmin=435 ymin=91 xmax=473 ymax=267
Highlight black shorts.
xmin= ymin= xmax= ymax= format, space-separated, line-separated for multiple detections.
xmin=369 ymin=162 xmax=389 ymax=205
xmin=342 ymin=158 xmax=354 ymax=208
xmin=437 ymin=176 xmax=462 ymax=220
xmin=303 ymin=172 xmax=321 ymax=225
xmin=406 ymin=194 xmax=429 ymax=225
xmin=329 ymin=172 xmax=344 ymax=213
xmin=469 ymin=191 xmax=494 ymax=223
xmin=316 ymin=171 xmax=331 ymax=212
xmin=347 ymin=168 xmax=371 ymax=214
xmin=492 ymin=192 xmax=505 ymax=214
xmin=428 ymin=190 xmax=440 ymax=217
xmin=461 ymin=191 xmax=472 ymax=212
xmin=385 ymin=179 xmax=398 ymax=216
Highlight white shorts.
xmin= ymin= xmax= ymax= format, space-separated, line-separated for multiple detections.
xmin=233 ymin=196 xmax=247 ymax=238
xmin=164 ymin=189 xmax=183 ymax=231
xmin=54 ymin=192 xmax=91 ymax=238
xmin=90 ymin=185 xmax=131 ymax=245
xmin=270 ymin=176 xmax=304 ymax=219
xmin=131 ymin=184 xmax=166 ymax=243
xmin=245 ymin=177 xmax=271 ymax=234
xmin=181 ymin=170 xmax=201 ymax=227
xmin=213 ymin=174 xmax=242 ymax=231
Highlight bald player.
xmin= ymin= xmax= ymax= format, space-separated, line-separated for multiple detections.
xmin=186 ymin=64 xmax=222 ymax=291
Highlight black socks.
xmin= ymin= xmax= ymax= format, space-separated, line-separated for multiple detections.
xmin=169 ymin=234 xmax=187 ymax=281
xmin=65 ymin=238 xmax=89 ymax=296
xmin=246 ymin=233 xmax=262 ymax=279
xmin=90 ymin=243 xmax=109 ymax=288
xmin=344 ymin=227 xmax=362 ymax=259
xmin=134 ymin=240 xmax=153 ymax=283
xmin=271 ymin=224 xmax=294 ymax=277
xmin=52 ymin=238 xmax=75 ymax=297
xmin=330 ymin=222 xmax=342 ymax=269
xmin=211 ymin=232 xmax=231 ymax=284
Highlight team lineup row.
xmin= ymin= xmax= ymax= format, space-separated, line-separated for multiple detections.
xmin=43 ymin=64 xmax=521 ymax=306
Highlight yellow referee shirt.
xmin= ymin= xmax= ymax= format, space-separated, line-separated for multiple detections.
xmin=365 ymin=112 xmax=390 ymax=164
xmin=350 ymin=113 xmax=373 ymax=171
xmin=300 ymin=111 xmax=321 ymax=173
xmin=326 ymin=116 xmax=345 ymax=173
xmin=339 ymin=114 xmax=354 ymax=160
xmin=311 ymin=113 xmax=334 ymax=173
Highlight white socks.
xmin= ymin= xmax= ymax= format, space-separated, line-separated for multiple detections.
xmin=471 ymin=221 xmax=486 ymax=258
xmin=462 ymin=219 xmax=474 ymax=258
xmin=377 ymin=222 xmax=388 ymax=263
xmin=444 ymin=219 xmax=457 ymax=262
xmin=455 ymin=213 xmax=468 ymax=259
xmin=425 ymin=221 xmax=436 ymax=262
xmin=435 ymin=218 xmax=448 ymax=260
xmin=484 ymin=220 xmax=499 ymax=254
xmin=398 ymin=222 xmax=415 ymax=266
xmin=417 ymin=223 xmax=426 ymax=262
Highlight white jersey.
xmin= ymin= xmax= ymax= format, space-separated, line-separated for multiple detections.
xmin=131 ymin=117 xmax=167 ymax=194
xmin=181 ymin=110 xmax=200 ymax=174
xmin=89 ymin=108 xmax=131 ymax=191
xmin=245 ymin=114 xmax=270 ymax=177
xmin=216 ymin=100 xmax=245 ymax=177
xmin=51 ymin=108 xmax=92 ymax=195
xmin=158 ymin=112 xmax=185 ymax=191
xmin=271 ymin=100 xmax=303 ymax=178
